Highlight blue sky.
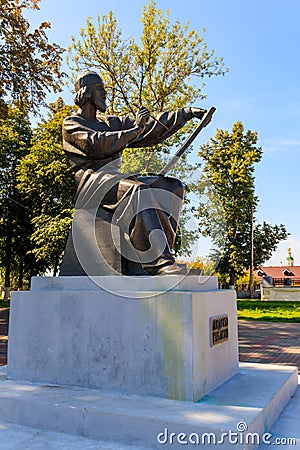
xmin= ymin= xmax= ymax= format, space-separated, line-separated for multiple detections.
xmin=26 ymin=0 xmax=300 ymax=265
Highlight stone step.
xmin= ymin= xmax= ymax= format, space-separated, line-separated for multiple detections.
xmin=0 ymin=362 xmax=297 ymax=450
xmin=0 ymin=418 xmax=150 ymax=450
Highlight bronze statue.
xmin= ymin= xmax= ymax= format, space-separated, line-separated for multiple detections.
xmin=61 ymin=70 xmax=207 ymax=276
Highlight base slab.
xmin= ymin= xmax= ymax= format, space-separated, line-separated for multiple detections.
xmin=0 ymin=363 xmax=297 ymax=450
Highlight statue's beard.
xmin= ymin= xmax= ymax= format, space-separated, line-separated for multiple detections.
xmin=94 ymin=98 xmax=107 ymax=113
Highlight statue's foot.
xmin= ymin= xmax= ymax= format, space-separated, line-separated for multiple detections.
xmin=143 ymin=259 xmax=186 ymax=275
xmin=156 ymin=262 xmax=187 ymax=275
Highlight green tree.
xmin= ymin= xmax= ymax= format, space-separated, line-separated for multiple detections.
xmin=198 ymin=122 xmax=288 ymax=286
xmin=68 ymin=1 xmax=226 ymax=118
xmin=254 ymin=222 xmax=288 ymax=267
xmin=0 ymin=0 xmax=65 ymax=114
xmin=16 ymin=98 xmax=75 ymax=274
xmin=0 ymin=103 xmax=32 ymax=294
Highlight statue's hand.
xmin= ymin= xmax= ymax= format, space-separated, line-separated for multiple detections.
xmin=191 ymin=107 xmax=207 ymax=120
xmin=135 ymin=106 xmax=150 ymax=132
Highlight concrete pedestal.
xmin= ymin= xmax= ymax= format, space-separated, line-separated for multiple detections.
xmin=8 ymin=276 xmax=238 ymax=401
xmin=4 ymin=276 xmax=299 ymax=449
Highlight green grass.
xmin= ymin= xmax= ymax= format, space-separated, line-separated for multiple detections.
xmin=237 ymin=300 xmax=300 ymax=322
xmin=1 ymin=299 xmax=299 ymax=322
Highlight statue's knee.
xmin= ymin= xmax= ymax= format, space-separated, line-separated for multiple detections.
xmin=168 ymin=178 xmax=184 ymax=198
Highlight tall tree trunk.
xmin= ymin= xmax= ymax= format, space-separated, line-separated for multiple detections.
xmin=249 ymin=206 xmax=254 ymax=299
xmin=18 ymin=257 xmax=24 ymax=289
xmin=229 ymin=272 xmax=235 ymax=288
xmin=4 ymin=228 xmax=12 ymax=301
xmin=53 ymin=256 xmax=59 ymax=277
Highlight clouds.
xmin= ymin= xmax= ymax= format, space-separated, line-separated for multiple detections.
xmin=261 ymin=138 xmax=300 ymax=153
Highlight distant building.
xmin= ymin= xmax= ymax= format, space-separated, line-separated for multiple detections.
xmin=256 ymin=248 xmax=300 ymax=301
xmin=256 ymin=265 xmax=300 ymax=283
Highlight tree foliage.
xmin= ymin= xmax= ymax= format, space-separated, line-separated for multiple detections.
xmin=68 ymin=0 xmax=226 ymax=117
xmin=0 ymin=103 xmax=33 ymax=287
xmin=67 ymin=0 xmax=227 ymax=166
xmin=0 ymin=0 xmax=65 ymax=114
xmin=16 ymin=98 xmax=75 ymax=274
xmin=198 ymin=122 xmax=289 ymax=285
xmin=254 ymin=222 xmax=289 ymax=267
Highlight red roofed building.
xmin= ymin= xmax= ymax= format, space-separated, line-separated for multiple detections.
xmin=256 ymin=265 xmax=300 ymax=285
xmin=256 ymin=249 xmax=300 ymax=300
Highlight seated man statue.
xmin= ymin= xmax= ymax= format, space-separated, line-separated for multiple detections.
xmin=62 ymin=70 xmax=206 ymax=276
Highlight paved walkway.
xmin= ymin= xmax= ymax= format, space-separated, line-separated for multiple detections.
xmin=0 ymin=308 xmax=8 ymax=366
xmin=238 ymin=320 xmax=300 ymax=372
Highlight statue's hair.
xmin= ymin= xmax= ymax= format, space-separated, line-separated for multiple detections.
xmin=74 ymin=85 xmax=93 ymax=107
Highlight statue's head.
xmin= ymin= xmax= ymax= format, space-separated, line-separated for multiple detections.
xmin=74 ymin=70 xmax=106 ymax=112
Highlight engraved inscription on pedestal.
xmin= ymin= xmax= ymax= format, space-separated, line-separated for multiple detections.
xmin=210 ymin=314 xmax=229 ymax=346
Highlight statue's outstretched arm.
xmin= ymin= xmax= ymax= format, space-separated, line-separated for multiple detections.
xmin=129 ymin=107 xmax=205 ymax=148
xmin=63 ymin=116 xmax=145 ymax=160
